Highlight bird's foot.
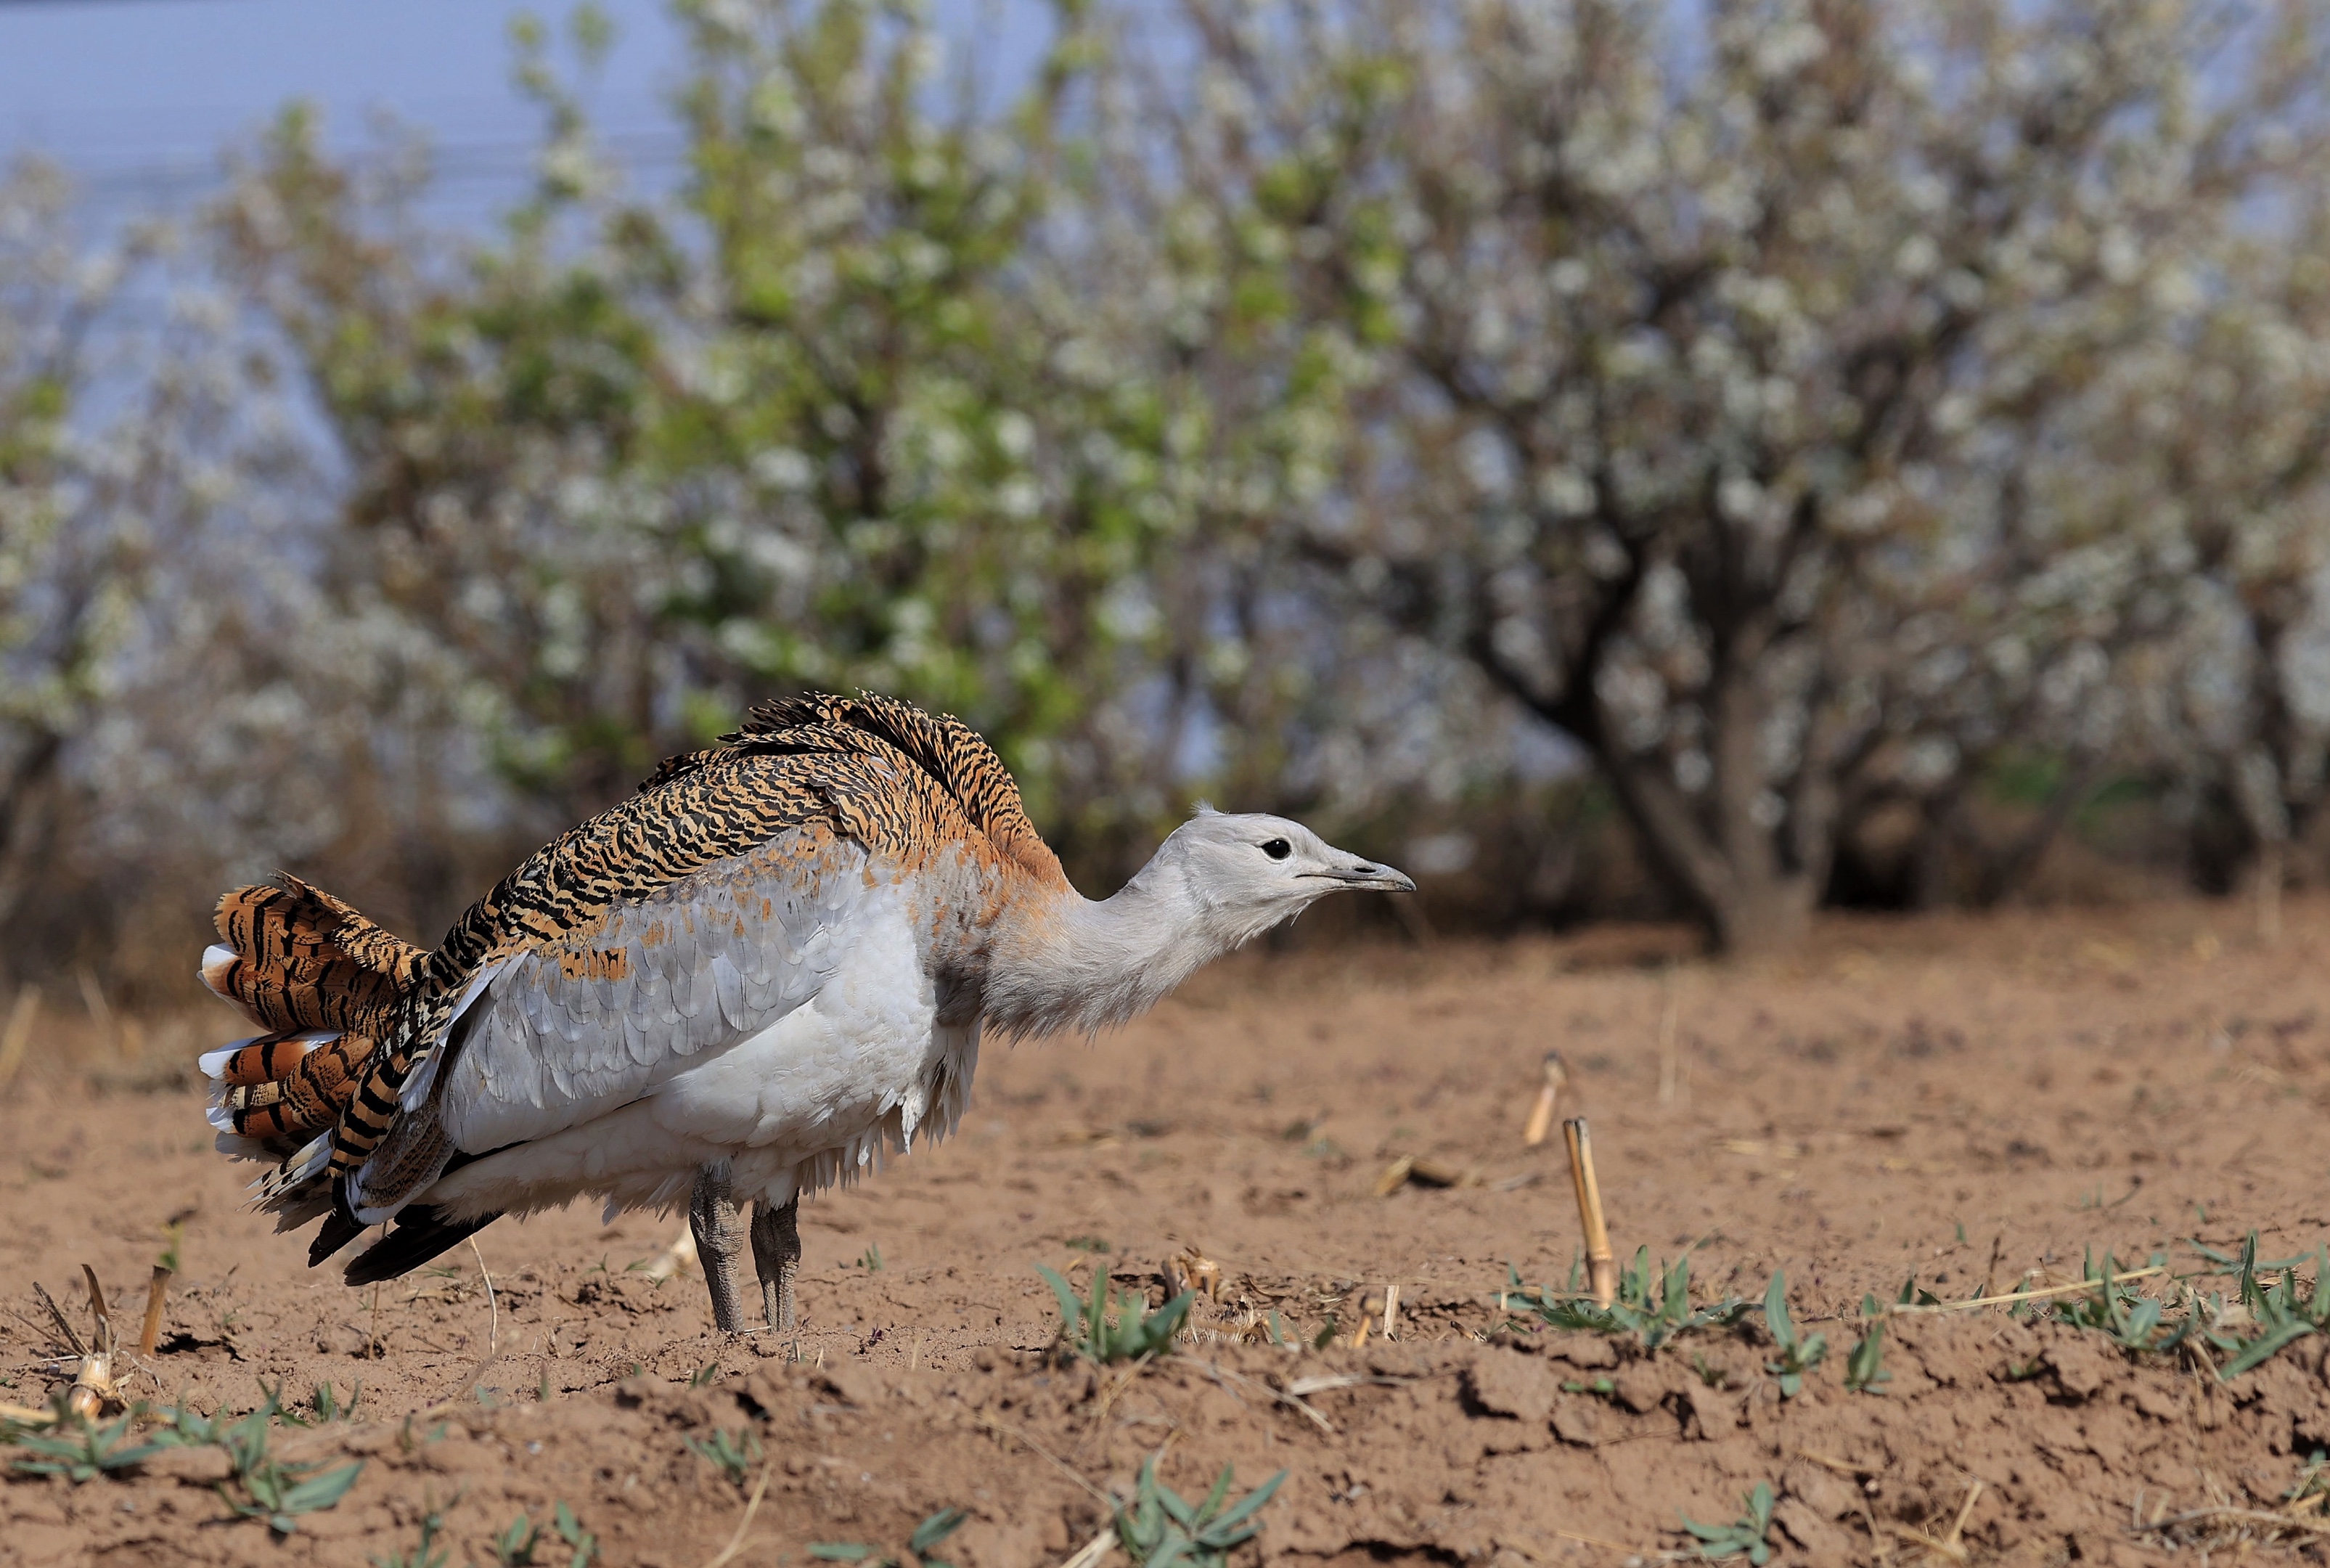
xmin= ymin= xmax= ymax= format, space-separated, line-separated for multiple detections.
xmin=752 ymin=1194 xmax=801 ymax=1333
xmin=690 ymin=1164 xmax=749 ymax=1334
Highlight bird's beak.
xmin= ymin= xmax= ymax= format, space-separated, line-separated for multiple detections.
xmin=1325 ymin=860 xmax=1417 ymax=894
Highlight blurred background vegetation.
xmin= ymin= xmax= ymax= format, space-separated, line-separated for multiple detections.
xmin=9 ymin=0 xmax=2330 ymax=1000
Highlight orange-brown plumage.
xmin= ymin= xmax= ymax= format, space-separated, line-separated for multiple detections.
xmin=205 ymin=878 xmax=425 ymax=1036
xmin=213 ymin=1032 xmax=369 ymax=1146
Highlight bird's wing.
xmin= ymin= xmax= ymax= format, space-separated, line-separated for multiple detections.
xmin=318 ymin=741 xmax=883 ymax=1196
xmin=343 ymin=820 xmax=872 ymax=1222
xmin=433 ymin=829 xmax=872 ymax=1155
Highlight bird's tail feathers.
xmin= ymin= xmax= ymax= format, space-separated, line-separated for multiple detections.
xmin=200 ymin=875 xmax=435 ymax=1228
xmin=203 ymin=1028 xmax=372 ymax=1157
xmin=202 ymin=875 xmax=427 ymax=1035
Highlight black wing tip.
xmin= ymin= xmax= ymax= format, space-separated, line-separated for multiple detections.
xmin=308 ymin=1209 xmax=366 ymax=1268
xmin=341 ymin=1206 xmax=501 ymax=1287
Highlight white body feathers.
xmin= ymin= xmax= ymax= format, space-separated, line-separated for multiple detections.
xmin=420 ymin=878 xmax=973 ymax=1225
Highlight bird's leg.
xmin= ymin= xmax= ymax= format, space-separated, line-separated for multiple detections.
xmin=689 ymin=1164 xmax=748 ymax=1334
xmin=751 ymin=1194 xmax=801 ymax=1332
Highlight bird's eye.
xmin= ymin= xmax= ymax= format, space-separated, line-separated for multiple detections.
xmin=1261 ymin=838 xmax=1292 ymax=861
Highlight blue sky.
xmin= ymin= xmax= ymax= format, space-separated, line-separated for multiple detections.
xmin=0 ymin=0 xmax=1051 ymax=226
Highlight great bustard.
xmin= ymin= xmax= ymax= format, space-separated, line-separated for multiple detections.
xmin=198 ymin=693 xmax=1413 ymax=1331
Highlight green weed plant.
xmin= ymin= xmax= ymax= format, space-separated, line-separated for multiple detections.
xmin=682 ymin=1426 xmax=762 ymax=1486
xmin=809 ymin=1506 xmax=968 ymax=1567
xmin=1037 ymin=1265 xmax=1193 ymax=1363
xmin=491 ymin=1501 xmax=600 ymax=1568
xmin=1508 ymin=1249 xmax=1748 ymax=1351
xmin=1759 ymin=1273 xmax=1826 ymax=1397
xmin=1680 ymin=1482 xmax=1776 ymax=1564
xmin=1113 ymin=1456 xmax=1287 ymax=1568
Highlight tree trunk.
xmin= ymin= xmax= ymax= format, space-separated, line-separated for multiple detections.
xmin=2257 ymin=835 xmax=2286 ymax=944
xmin=1909 ymin=788 xmax=1962 ymax=910
xmin=1593 ymin=743 xmax=1823 ymax=958
xmin=1969 ymin=755 xmax=2106 ymax=909
xmin=1709 ymin=871 xmax=1819 ymax=959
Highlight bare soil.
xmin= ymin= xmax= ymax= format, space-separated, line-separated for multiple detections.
xmin=6 ymin=899 xmax=2330 ymax=1567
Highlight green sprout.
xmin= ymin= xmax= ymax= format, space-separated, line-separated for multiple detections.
xmin=1037 ymin=1265 xmax=1193 ymax=1363
xmin=491 ymin=1502 xmax=600 ymax=1568
xmin=682 ymin=1425 xmax=762 ymax=1486
xmin=1508 ymin=1249 xmax=1748 ymax=1351
xmin=7 ymin=1400 xmax=179 ymax=1483
xmin=1843 ymin=1300 xmax=1891 ymax=1394
xmin=1113 ymin=1456 xmax=1286 ymax=1568
xmin=1759 ymin=1272 xmax=1826 ymax=1397
xmin=1680 ymin=1481 xmax=1775 ymax=1564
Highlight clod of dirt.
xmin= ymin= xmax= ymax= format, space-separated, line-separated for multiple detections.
xmin=1460 ymin=1347 xmax=1556 ymax=1422
xmin=1549 ymin=1334 xmax=1619 ymax=1370
xmin=1781 ymin=1458 xmax=1862 ymax=1522
xmin=1611 ymin=1362 xmax=1669 ymax=1413
xmin=2041 ymin=1333 xmax=2114 ymax=1402
xmin=1773 ymin=1495 xmax=1855 ymax=1558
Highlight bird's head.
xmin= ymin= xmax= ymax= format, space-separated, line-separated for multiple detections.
xmin=1140 ymin=806 xmax=1415 ymax=945
xmin=988 ymin=804 xmax=1419 ymax=1039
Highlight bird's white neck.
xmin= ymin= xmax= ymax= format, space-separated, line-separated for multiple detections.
xmin=981 ymin=855 xmax=1283 ymax=1039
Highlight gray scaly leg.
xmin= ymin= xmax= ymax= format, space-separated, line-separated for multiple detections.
xmin=751 ymin=1194 xmax=801 ymax=1331
xmin=690 ymin=1163 xmax=748 ymax=1333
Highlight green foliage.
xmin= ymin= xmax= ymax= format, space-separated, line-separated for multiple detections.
xmin=372 ymin=1498 xmax=453 ymax=1568
xmin=493 ymin=1513 xmax=539 ymax=1567
xmin=274 ymin=1379 xmax=361 ymax=1426
xmin=1037 ymin=1265 xmax=1193 ymax=1364
xmin=809 ymin=1506 xmax=966 ymax=1568
xmin=2 ymin=1387 xmax=367 ymax=1525
xmin=555 ymin=1501 xmax=600 ymax=1567
xmin=2053 ymin=1251 xmax=2202 ymax=1355
xmin=224 ymin=1441 xmax=366 ymax=1535
xmin=2022 ymin=1235 xmax=2330 ymax=1378
xmin=859 ymin=1244 xmax=885 ymax=1273
xmin=1759 ymin=1272 xmax=1826 ymax=1398
xmin=682 ymin=1424 xmax=762 ymax=1485
xmin=7 ymin=1401 xmax=180 ymax=1483
xmin=1680 ymin=1482 xmax=1776 ymax=1564
xmin=2288 ymin=1450 xmax=2330 ymax=1506
xmin=2217 ymin=1243 xmax=2330 ymax=1379
xmin=492 ymin=1501 xmax=600 ymax=1568
xmin=140 ymin=1389 xmax=366 ymax=1534
xmin=1113 ymin=1455 xmax=1286 ymax=1568
xmin=909 ymin=1508 xmax=968 ymax=1567
xmin=1508 ymin=1249 xmax=1749 ymax=1352
xmin=1844 ymin=1304 xmax=1891 ymax=1394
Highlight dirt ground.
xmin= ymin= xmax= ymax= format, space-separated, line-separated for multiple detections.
xmin=7 ymin=898 xmax=2330 ymax=1567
